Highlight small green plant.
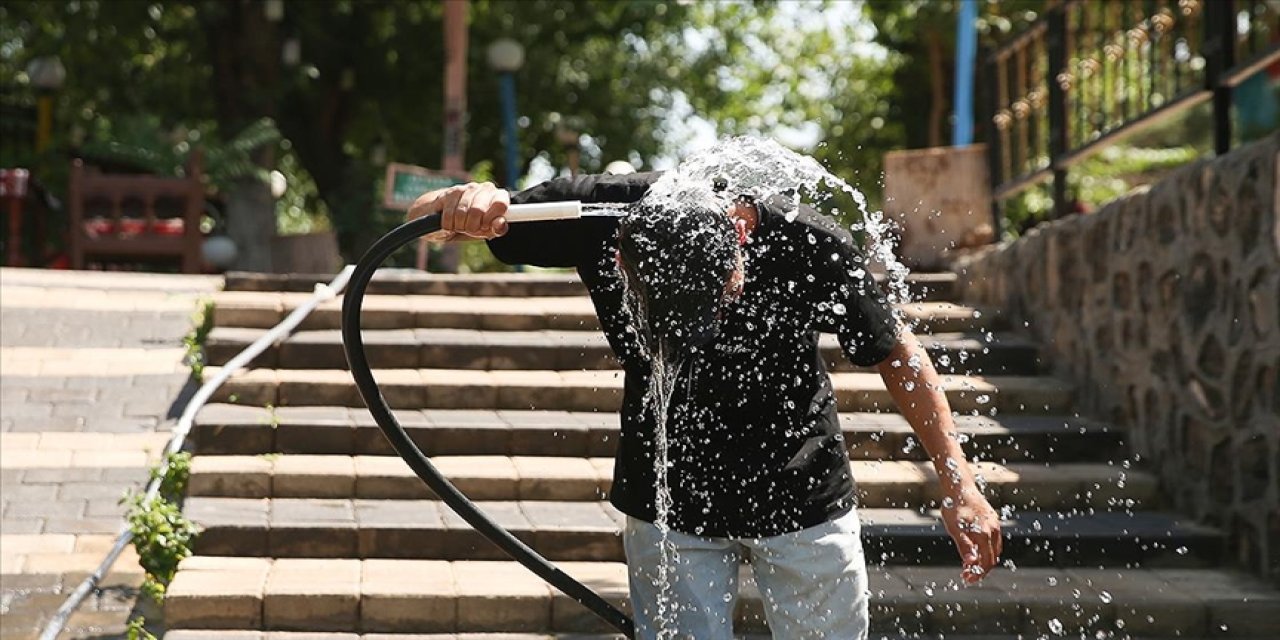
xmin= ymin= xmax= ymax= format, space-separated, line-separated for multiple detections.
xmin=183 ymin=299 xmax=214 ymax=382
xmin=125 ymin=615 xmax=158 ymax=640
xmin=121 ymin=452 xmax=200 ymax=603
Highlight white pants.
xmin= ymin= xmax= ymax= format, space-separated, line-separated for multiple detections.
xmin=623 ymin=508 xmax=870 ymax=640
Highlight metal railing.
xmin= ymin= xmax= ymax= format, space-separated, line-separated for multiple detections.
xmin=984 ymin=0 xmax=1279 ymax=231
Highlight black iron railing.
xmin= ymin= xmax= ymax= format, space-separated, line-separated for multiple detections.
xmin=984 ymin=0 xmax=1279 ymax=232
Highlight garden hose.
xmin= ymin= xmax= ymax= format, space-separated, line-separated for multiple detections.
xmin=340 ymin=207 xmax=636 ymax=639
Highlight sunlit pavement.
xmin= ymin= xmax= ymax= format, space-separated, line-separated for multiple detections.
xmin=0 ymin=268 xmax=219 ymax=640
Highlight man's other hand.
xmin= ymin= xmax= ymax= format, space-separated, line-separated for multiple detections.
xmin=941 ymin=490 xmax=1003 ymax=584
xmin=407 ymin=182 xmax=510 ymax=242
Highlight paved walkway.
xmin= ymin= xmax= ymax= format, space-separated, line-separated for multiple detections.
xmin=1 ymin=268 xmax=221 ymax=640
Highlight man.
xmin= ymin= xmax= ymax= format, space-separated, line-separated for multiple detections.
xmin=409 ymin=173 xmax=1002 ymax=639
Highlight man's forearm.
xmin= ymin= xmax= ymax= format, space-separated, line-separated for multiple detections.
xmin=877 ymin=331 xmax=980 ymax=499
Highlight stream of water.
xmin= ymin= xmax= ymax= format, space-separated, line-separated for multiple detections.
xmin=614 ymin=136 xmax=914 ymax=637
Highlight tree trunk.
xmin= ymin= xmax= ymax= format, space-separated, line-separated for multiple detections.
xmin=926 ymin=33 xmax=947 ymax=148
xmin=224 ymin=179 xmax=276 ymax=272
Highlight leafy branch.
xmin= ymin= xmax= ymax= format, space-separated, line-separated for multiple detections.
xmin=120 ymin=451 xmax=199 ymax=604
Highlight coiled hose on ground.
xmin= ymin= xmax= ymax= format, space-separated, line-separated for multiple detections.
xmin=341 ymin=211 xmax=636 ymax=638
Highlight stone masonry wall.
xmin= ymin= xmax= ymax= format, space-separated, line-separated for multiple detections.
xmin=954 ymin=134 xmax=1280 ymax=579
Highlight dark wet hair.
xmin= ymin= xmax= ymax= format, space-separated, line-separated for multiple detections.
xmin=617 ymin=201 xmax=738 ymax=355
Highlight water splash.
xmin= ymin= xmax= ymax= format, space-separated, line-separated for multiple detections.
xmin=616 ymin=136 xmax=916 ymax=637
xmin=642 ymin=136 xmax=913 ymax=308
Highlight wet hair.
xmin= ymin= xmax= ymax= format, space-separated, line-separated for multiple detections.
xmin=617 ymin=201 xmax=738 ymax=356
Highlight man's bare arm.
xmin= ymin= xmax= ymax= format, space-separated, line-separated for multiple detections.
xmin=877 ymin=329 xmax=1003 ymax=583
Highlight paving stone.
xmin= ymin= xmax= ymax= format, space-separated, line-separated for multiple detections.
xmin=268 ymin=499 xmax=357 ymax=558
xmin=100 ymin=467 xmax=151 ymax=483
xmin=276 ymin=416 xmax=356 ymax=456
xmin=189 ymin=456 xmax=272 ymax=498
xmin=352 ymin=456 xmax=432 ymax=500
xmin=41 ymin=517 xmax=122 ymax=535
xmin=421 ymin=370 xmax=498 ymax=409
xmin=501 ymin=411 xmax=589 ymax=457
xmin=1152 ymin=568 xmax=1280 ymax=637
xmin=357 ymin=411 xmax=431 ymax=456
xmin=512 ymin=457 xmax=605 ymax=501
xmin=436 ymin=456 xmax=529 ymax=500
xmin=0 ymin=533 xmax=76 ymax=554
xmin=453 ymin=561 xmax=552 ymax=631
xmin=0 ymin=484 xmax=58 ymax=501
xmin=0 ymin=518 xmax=45 ymax=534
xmin=64 ymin=608 xmax=129 ymax=637
xmin=272 ymin=455 xmax=355 ymax=499
xmin=354 ymin=500 xmax=448 ymax=559
xmin=896 ymin=566 xmax=1023 ymax=634
xmin=979 ymin=568 xmax=1113 ymax=637
xmin=550 ymin=562 xmax=630 ymax=633
xmin=166 ymin=557 xmax=270 ymax=629
xmin=1066 ymin=568 xmax=1208 ymax=637
xmin=209 ymin=368 xmax=279 ymax=406
xmin=22 ymin=550 xmax=139 ymax=575
xmin=439 ymin=501 xmax=536 ymax=560
xmin=521 ymin=502 xmax=622 ymax=562
xmin=0 ymin=570 xmax=61 ymax=591
xmin=187 ymin=498 xmax=270 ymax=556
xmin=360 ymin=559 xmax=456 ymax=633
xmin=4 ymin=500 xmax=85 ymax=519
xmin=164 ymin=631 xmax=265 ymax=640
xmin=263 ymin=558 xmax=361 ymax=631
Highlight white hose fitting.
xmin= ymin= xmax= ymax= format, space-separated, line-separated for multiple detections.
xmin=505 ymin=200 xmax=582 ymax=223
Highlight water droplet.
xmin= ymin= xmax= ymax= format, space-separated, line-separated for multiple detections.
xmin=1099 ymin=590 xmax=1112 ymax=603
xmin=1047 ymin=618 xmax=1065 ymax=635
xmin=976 ymin=394 xmax=991 ymax=405
xmin=832 ymin=303 xmax=847 ymax=316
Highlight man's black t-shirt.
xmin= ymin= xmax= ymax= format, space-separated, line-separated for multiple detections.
xmin=488 ymin=172 xmax=898 ymax=538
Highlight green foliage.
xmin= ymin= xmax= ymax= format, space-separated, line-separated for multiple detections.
xmin=182 ymin=298 xmax=214 ymax=382
xmin=121 ymin=452 xmax=199 ymax=603
xmin=125 ymin=616 xmax=157 ymax=640
xmin=1000 ymin=143 xmax=1202 ymax=238
xmin=125 ymin=616 xmax=158 ymax=640
xmin=149 ymin=450 xmax=192 ymax=501
xmin=81 ymin=116 xmax=282 ymax=195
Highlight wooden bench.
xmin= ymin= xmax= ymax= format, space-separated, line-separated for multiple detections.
xmin=68 ymin=151 xmax=205 ymax=273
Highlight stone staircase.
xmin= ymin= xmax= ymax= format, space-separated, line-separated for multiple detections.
xmin=163 ymin=272 xmax=1280 ymax=639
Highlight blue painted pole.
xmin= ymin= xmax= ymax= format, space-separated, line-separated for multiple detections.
xmin=953 ymin=0 xmax=978 ymax=147
xmin=498 ymin=72 xmax=520 ymax=188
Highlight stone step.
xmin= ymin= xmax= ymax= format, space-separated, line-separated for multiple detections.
xmin=186 ymin=455 xmax=1159 ymax=511
xmin=185 ymin=497 xmax=1222 ymax=567
xmin=163 ymin=633 xmax=1170 ymax=640
xmin=208 ymin=367 xmax=1074 ymax=415
xmin=163 ymin=557 xmax=1280 ymax=636
xmin=222 ymin=270 xmax=958 ymax=301
xmin=192 ymin=405 xmax=1124 ymax=463
xmin=205 ymin=328 xmax=1041 ymax=375
xmin=225 ymin=271 xmax=590 ymax=297
xmin=168 ymin=633 xmax=635 ymax=640
xmin=210 ymin=291 xmax=1001 ymax=334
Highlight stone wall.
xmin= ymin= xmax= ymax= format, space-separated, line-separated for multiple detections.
xmin=955 ymin=134 xmax=1280 ymax=579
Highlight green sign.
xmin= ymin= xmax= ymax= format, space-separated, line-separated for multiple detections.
xmin=383 ymin=163 xmax=468 ymax=210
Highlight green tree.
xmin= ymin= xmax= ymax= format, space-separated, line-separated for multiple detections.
xmin=1 ymin=0 xmax=794 ymax=260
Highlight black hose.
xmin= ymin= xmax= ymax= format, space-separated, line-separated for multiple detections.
xmin=341 ymin=213 xmax=635 ymax=638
